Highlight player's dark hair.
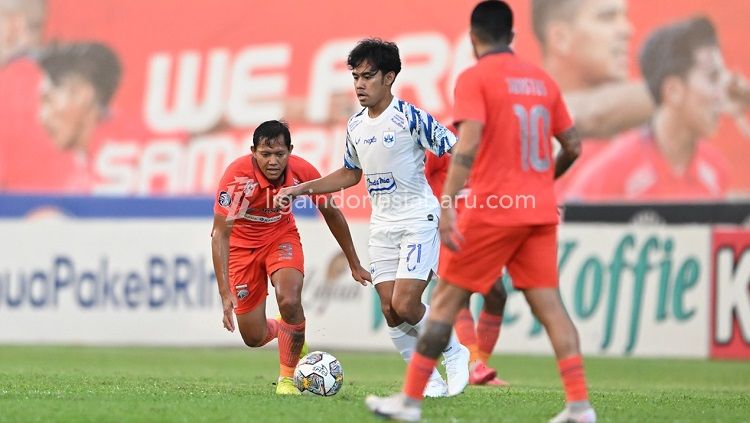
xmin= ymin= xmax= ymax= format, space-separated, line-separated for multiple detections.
xmin=347 ymin=38 xmax=401 ymax=78
xmin=471 ymin=0 xmax=514 ymax=44
xmin=531 ymin=0 xmax=580 ymax=47
xmin=639 ymin=16 xmax=718 ymax=104
xmin=252 ymin=120 xmax=292 ymax=149
xmin=39 ymin=41 xmax=122 ymax=109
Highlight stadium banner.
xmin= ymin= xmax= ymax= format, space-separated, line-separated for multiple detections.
xmin=0 ymin=219 xmax=718 ymax=358
xmin=1 ymin=0 xmax=749 ymax=204
xmin=710 ymin=229 xmax=750 ymax=359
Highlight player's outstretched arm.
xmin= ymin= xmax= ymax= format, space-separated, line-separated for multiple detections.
xmin=564 ymin=81 xmax=653 ymax=139
xmin=316 ymin=197 xmax=371 ymax=286
xmin=553 ymin=126 xmax=582 ymax=180
xmin=274 ymin=167 xmax=362 ymax=208
xmin=210 ymin=213 xmax=236 ymax=332
xmin=439 ymin=120 xmax=482 ymax=251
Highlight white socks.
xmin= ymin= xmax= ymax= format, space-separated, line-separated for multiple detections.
xmin=388 ymin=322 xmax=416 ymax=362
xmin=388 ymin=313 xmax=442 ymax=380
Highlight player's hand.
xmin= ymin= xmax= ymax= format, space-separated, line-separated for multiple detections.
xmin=440 ymin=205 xmax=464 ymax=251
xmin=350 ymin=263 xmax=372 ymax=286
xmin=221 ymin=295 xmax=237 ymax=332
xmin=274 ymin=186 xmax=304 ymax=209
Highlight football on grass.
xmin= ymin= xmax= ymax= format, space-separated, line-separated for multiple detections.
xmin=294 ymin=351 xmax=343 ymax=396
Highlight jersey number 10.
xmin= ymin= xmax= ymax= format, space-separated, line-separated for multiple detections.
xmin=513 ymin=104 xmax=551 ymax=172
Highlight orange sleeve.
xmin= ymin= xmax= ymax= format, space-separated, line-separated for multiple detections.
xmin=453 ymin=68 xmax=485 ymax=127
xmin=550 ymin=80 xmax=574 ymax=136
xmin=424 ymin=153 xmax=449 ymax=198
xmin=214 ymin=162 xmax=239 ymax=217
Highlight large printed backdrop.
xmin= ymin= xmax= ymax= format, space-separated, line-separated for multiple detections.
xmin=0 ymin=0 xmax=749 ymax=203
xmin=0 ymin=220 xmax=748 ymax=359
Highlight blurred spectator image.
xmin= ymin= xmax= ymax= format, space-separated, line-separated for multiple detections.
xmin=37 ymin=41 xmax=123 ymax=191
xmin=567 ymin=17 xmax=739 ymax=201
xmin=0 ymin=0 xmax=45 ymax=64
xmin=532 ymin=0 xmax=656 ymax=200
xmin=0 ymin=0 xmax=77 ymax=193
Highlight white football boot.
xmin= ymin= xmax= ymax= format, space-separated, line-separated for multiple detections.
xmin=365 ymin=393 xmax=421 ymax=422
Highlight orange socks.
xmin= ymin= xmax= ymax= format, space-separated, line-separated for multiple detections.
xmin=558 ymin=355 xmax=589 ymax=402
xmin=476 ymin=311 xmax=502 ymax=363
xmin=278 ymin=319 xmax=306 ymax=377
xmin=454 ymin=308 xmax=479 ymax=361
xmin=260 ymin=318 xmax=279 ymax=346
xmin=403 ymin=352 xmax=437 ymax=400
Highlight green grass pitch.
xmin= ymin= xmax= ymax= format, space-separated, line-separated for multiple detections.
xmin=1 ymin=346 xmax=748 ymax=422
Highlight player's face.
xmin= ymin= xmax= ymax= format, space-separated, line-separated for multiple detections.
xmin=351 ymin=61 xmax=392 ymax=108
xmin=566 ymin=0 xmax=632 ymax=85
xmin=251 ymin=136 xmax=292 ymax=182
xmin=38 ymin=75 xmax=95 ymax=151
xmin=679 ymin=46 xmax=725 ymax=138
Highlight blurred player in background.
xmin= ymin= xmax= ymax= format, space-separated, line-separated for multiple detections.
xmin=366 ymin=2 xmax=594 ymax=422
xmin=425 ymin=153 xmax=508 ymax=387
xmin=0 ymin=0 xmax=77 ymax=192
xmin=212 ymin=120 xmax=370 ymax=395
xmin=276 ymin=39 xmax=470 ymax=398
xmin=567 ymin=17 xmax=744 ymax=200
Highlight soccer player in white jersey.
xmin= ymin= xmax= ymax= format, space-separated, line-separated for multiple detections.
xmin=276 ymin=39 xmax=470 ymax=397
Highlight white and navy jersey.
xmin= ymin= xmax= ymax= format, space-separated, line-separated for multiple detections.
xmin=344 ymin=96 xmax=457 ymax=225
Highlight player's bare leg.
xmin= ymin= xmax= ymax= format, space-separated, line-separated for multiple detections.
xmin=377 ymin=280 xmax=447 ymax=398
xmin=524 ymin=288 xmax=595 ymax=423
xmin=272 ymin=268 xmax=306 ymax=395
xmin=366 ymin=280 xmax=472 ymax=421
xmin=235 ymin=301 xmax=277 ymax=348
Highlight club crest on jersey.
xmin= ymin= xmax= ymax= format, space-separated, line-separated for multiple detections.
xmin=382 ymin=131 xmax=395 ymax=148
xmin=218 ymin=191 xmax=231 ymax=206
xmin=243 ymin=180 xmax=258 ymax=195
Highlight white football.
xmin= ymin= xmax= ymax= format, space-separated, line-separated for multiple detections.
xmin=293 ymin=351 xmax=344 ymax=396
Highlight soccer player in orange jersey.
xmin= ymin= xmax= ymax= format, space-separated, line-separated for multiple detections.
xmin=425 ymin=153 xmax=508 ymax=387
xmin=366 ymin=2 xmax=594 ymax=422
xmin=211 ymin=120 xmax=370 ymax=395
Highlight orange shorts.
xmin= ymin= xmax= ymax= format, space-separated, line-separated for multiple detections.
xmin=228 ymin=231 xmax=304 ymax=314
xmin=438 ymin=223 xmax=558 ymax=294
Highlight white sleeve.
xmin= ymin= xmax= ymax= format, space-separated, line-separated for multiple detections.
xmin=343 ymin=128 xmax=361 ymax=169
xmin=401 ymin=101 xmax=456 ymax=157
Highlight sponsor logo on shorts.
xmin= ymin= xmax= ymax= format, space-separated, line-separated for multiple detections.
xmin=236 ymin=284 xmax=249 ymax=299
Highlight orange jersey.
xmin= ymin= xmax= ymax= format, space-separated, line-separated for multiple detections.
xmin=424 ymin=153 xmax=450 ymax=198
xmin=566 ymin=127 xmax=730 ymax=201
xmin=453 ymin=49 xmax=572 ymax=226
xmin=214 ymin=154 xmax=325 ymax=248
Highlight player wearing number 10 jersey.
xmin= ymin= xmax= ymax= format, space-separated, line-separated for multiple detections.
xmin=365 ymin=2 xmax=595 ymax=422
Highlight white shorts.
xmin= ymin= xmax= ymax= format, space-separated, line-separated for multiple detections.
xmin=368 ymin=223 xmax=440 ymax=284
